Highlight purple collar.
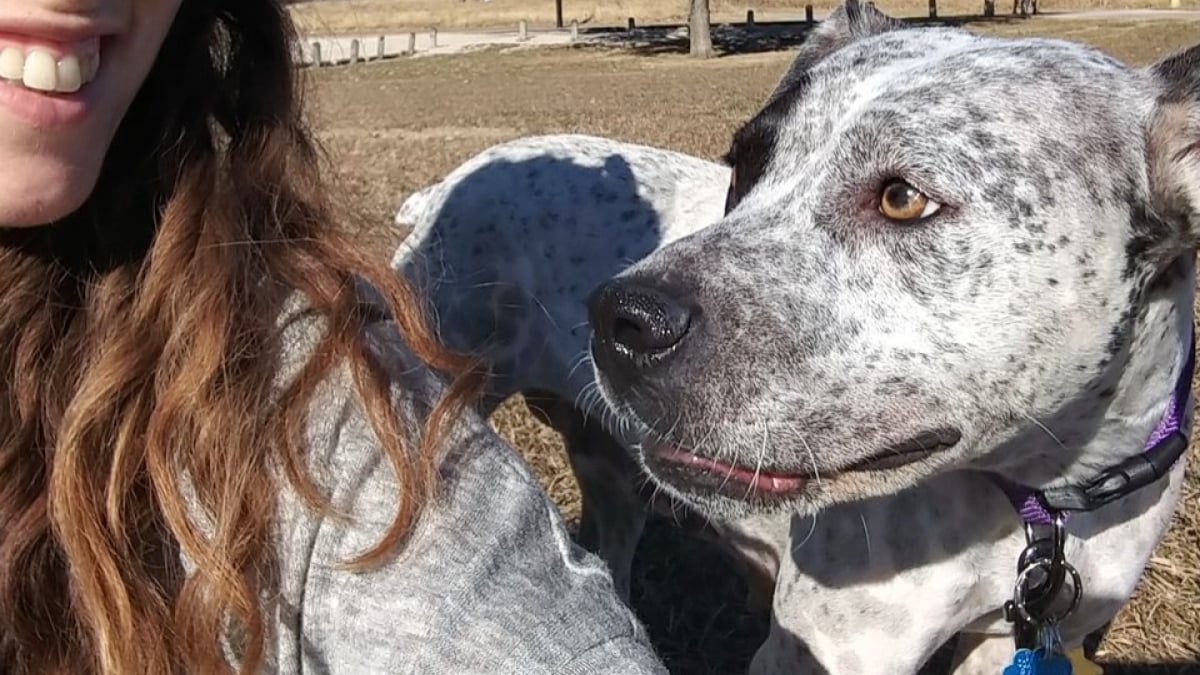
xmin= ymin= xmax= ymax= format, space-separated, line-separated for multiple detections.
xmin=995 ymin=333 xmax=1196 ymax=526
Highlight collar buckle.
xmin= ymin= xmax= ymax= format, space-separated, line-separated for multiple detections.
xmin=1038 ymin=430 xmax=1189 ymax=513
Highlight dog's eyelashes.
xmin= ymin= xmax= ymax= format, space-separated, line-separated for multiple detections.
xmin=879 ymin=179 xmax=941 ymax=222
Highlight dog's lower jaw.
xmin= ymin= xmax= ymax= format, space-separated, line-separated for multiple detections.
xmin=635 ymin=459 xmax=880 ymax=521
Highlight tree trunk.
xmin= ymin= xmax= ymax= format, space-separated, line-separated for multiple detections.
xmin=688 ymin=0 xmax=714 ymax=59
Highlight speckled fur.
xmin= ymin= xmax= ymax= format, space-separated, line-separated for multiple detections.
xmin=388 ymin=133 xmax=735 ymax=599
xmin=587 ymin=3 xmax=1199 ymax=674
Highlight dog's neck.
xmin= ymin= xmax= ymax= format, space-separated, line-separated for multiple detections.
xmin=992 ymin=257 xmax=1195 ymax=493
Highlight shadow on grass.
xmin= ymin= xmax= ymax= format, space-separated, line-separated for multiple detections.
xmin=625 ymin=518 xmax=1196 ymax=675
xmin=574 ymin=14 xmax=1025 ymax=58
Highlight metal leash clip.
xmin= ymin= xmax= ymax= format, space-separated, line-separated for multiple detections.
xmin=1003 ymin=513 xmax=1083 ymax=651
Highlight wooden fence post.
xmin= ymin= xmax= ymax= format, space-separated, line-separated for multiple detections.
xmin=311 ymin=42 xmax=322 ymax=67
xmin=430 ymin=27 xmax=438 ymax=48
xmin=519 ymin=19 xmax=528 ymax=41
xmin=376 ymin=35 xmax=386 ymax=60
xmin=349 ymin=38 xmax=360 ymax=64
xmin=747 ymin=9 xmax=755 ymax=24
xmin=407 ymin=32 xmax=416 ymax=55
xmin=627 ymin=17 xmax=636 ymax=30
xmin=929 ymin=0 xmax=938 ymax=18
xmin=805 ymin=4 xmax=814 ymax=22
xmin=570 ymin=19 xmax=579 ymax=41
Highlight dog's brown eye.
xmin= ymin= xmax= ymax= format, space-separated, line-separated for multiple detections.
xmin=879 ymin=180 xmax=940 ymax=221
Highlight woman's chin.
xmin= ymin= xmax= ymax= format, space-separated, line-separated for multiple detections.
xmin=0 ymin=160 xmax=99 ymax=228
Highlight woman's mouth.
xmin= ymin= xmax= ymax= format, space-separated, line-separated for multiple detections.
xmin=0 ymin=34 xmax=101 ymax=96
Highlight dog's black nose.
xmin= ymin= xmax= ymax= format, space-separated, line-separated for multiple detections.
xmin=587 ymin=278 xmax=695 ymax=369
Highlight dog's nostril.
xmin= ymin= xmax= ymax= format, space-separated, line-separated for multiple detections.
xmin=588 ymin=279 xmax=695 ymax=360
xmin=613 ymin=316 xmax=647 ymax=348
xmin=613 ymin=288 xmax=692 ymax=355
xmin=611 ymin=302 xmax=690 ymax=354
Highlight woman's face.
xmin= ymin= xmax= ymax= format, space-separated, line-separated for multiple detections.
xmin=0 ymin=0 xmax=182 ymax=228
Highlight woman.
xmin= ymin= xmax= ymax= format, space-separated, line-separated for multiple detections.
xmin=0 ymin=1 xmax=667 ymax=673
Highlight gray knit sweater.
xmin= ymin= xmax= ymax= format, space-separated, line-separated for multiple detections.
xmin=208 ymin=300 xmax=668 ymax=674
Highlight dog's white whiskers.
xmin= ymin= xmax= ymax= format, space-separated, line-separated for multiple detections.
xmin=567 ymin=351 xmax=593 ymax=386
xmin=528 ymin=292 xmax=561 ymax=332
xmin=573 ymin=381 xmax=596 ymax=415
xmin=746 ymin=422 xmax=769 ymax=501
xmin=661 ymin=403 xmax=684 ymax=443
xmin=793 ymin=512 xmax=819 ymax=551
xmin=1022 ymin=412 xmax=1067 ymax=451
xmin=858 ymin=510 xmax=872 ymax=563
xmin=466 ymin=280 xmax=512 ymax=290
xmin=800 ymin=435 xmax=822 ymax=485
xmin=694 ymin=419 xmax=720 ymax=457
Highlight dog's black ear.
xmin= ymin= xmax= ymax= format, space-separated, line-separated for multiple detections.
xmin=1145 ymin=43 xmax=1200 ymax=256
xmin=767 ymin=0 xmax=904 ymax=103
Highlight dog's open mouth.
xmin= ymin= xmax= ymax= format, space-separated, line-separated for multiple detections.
xmin=642 ymin=428 xmax=962 ymax=501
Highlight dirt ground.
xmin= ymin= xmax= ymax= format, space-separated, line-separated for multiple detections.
xmin=304 ymin=16 xmax=1200 ymax=675
xmin=289 ymin=0 xmax=1200 ymax=34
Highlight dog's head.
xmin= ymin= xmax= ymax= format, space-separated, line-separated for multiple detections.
xmin=587 ymin=1 xmax=1200 ymax=519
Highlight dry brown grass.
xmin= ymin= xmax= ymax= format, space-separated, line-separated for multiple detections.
xmin=289 ymin=0 xmax=1200 ymax=34
xmin=305 ymin=17 xmax=1200 ymax=674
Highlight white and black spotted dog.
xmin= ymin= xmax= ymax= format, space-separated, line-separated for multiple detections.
xmin=391 ymin=3 xmax=1199 ymax=673
xmin=389 ymin=134 xmax=763 ymax=602
xmin=583 ymin=2 xmax=1198 ymax=674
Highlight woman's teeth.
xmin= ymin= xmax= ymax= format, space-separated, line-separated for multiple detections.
xmin=0 ymin=47 xmax=99 ymax=94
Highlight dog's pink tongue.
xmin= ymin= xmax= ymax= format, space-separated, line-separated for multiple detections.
xmin=658 ymin=446 xmax=808 ymax=494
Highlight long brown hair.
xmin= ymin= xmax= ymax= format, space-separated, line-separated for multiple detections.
xmin=0 ymin=2 xmax=482 ymax=673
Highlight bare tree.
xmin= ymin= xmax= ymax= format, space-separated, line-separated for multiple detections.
xmin=688 ymin=0 xmax=714 ymax=58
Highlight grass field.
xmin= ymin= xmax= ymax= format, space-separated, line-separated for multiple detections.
xmin=303 ymin=15 xmax=1200 ymax=674
xmin=289 ymin=0 xmax=1200 ymax=33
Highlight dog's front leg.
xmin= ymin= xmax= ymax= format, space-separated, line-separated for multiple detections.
xmin=748 ymin=582 xmax=958 ymax=675
xmin=568 ymin=427 xmax=648 ymax=602
xmin=748 ymin=487 xmax=1003 ymax=675
xmin=949 ymin=633 xmax=1018 ymax=675
xmin=523 ymin=392 xmax=647 ymax=601
xmin=555 ymin=405 xmax=648 ymax=601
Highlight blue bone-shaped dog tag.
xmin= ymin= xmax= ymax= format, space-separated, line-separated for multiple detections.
xmin=1003 ymin=649 xmax=1074 ymax=675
